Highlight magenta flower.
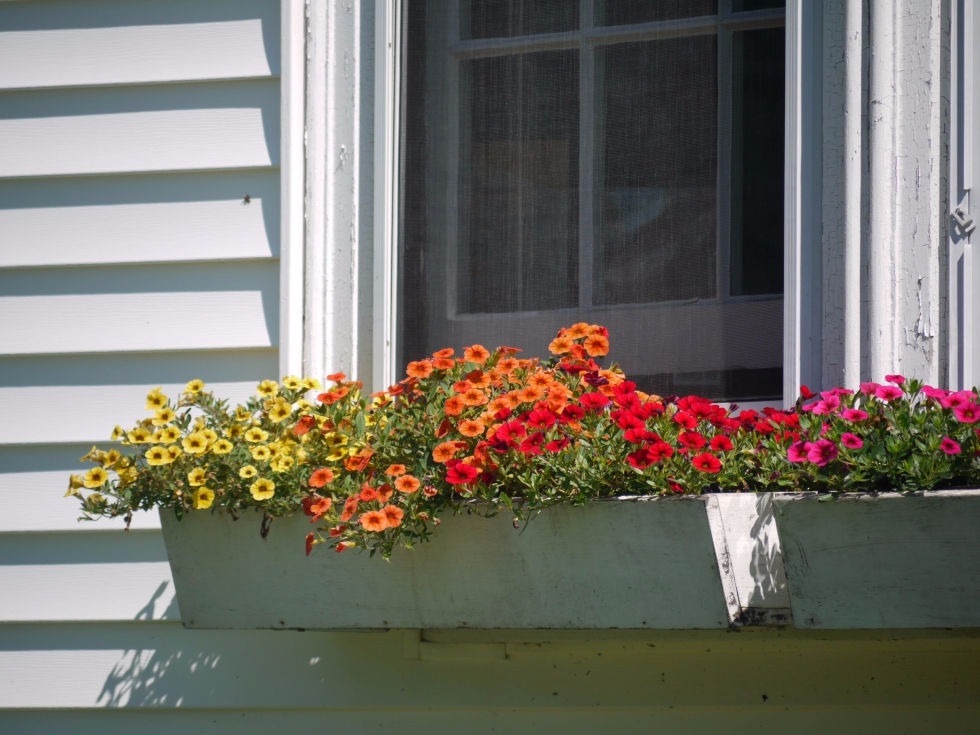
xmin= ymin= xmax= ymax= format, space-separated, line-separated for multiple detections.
xmin=940 ymin=437 xmax=961 ymax=455
xmin=921 ymin=385 xmax=950 ymax=400
xmin=954 ymin=402 xmax=980 ymax=423
xmin=884 ymin=374 xmax=906 ymax=385
xmin=941 ymin=391 xmax=975 ymax=410
xmin=840 ymin=432 xmax=864 ymax=449
xmin=806 ymin=439 xmax=839 ymax=466
xmin=841 ymin=408 xmax=869 ymax=422
xmin=860 ymin=382 xmax=881 ymax=395
xmin=874 ymin=385 xmax=904 ymax=402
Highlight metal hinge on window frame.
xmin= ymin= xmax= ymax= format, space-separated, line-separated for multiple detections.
xmin=953 ymin=207 xmax=976 ymax=236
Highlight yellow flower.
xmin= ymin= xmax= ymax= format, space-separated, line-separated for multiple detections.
xmin=326 ymin=445 xmax=348 ymax=462
xmin=181 ymin=432 xmax=209 ymax=455
xmin=154 ymin=426 xmax=181 ymax=444
xmin=227 ymin=424 xmax=245 ymax=439
xmin=200 ymin=429 xmax=218 ymax=444
xmin=118 ymin=467 xmax=139 ymax=486
xmin=111 ymin=425 xmax=125 ymax=440
xmin=244 ymin=427 xmax=269 ymax=443
xmin=239 ymin=464 xmax=258 ymax=479
xmin=187 ymin=467 xmax=207 ymax=487
xmin=152 ymin=408 xmax=176 ymax=426
xmin=282 ymin=375 xmax=303 ymax=391
xmin=256 ymin=379 xmax=279 ymax=397
xmin=302 ymin=377 xmax=321 ymax=391
xmin=65 ymin=474 xmax=85 ymax=497
xmin=250 ymin=445 xmax=272 ymax=462
xmin=267 ymin=399 xmax=292 ymax=423
xmin=146 ymin=387 xmax=168 ymax=411
xmin=235 ymin=407 xmax=252 ymax=422
xmin=166 ymin=445 xmax=182 ymax=461
xmin=101 ymin=449 xmax=121 ymax=468
xmin=270 ymin=455 xmax=294 ymax=472
xmin=145 ymin=446 xmax=170 ymax=466
xmin=192 ymin=487 xmax=215 ymax=509
xmin=250 ymin=478 xmax=275 ymax=501
xmin=295 ymin=398 xmax=312 ymax=411
xmin=185 ymin=379 xmax=205 ymax=394
xmin=127 ymin=427 xmax=152 ymax=444
xmin=212 ymin=439 xmax=233 ymax=454
xmin=82 ymin=467 xmax=109 ymax=488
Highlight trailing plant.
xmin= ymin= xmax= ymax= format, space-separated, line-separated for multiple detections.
xmin=69 ymin=325 xmax=980 ymax=558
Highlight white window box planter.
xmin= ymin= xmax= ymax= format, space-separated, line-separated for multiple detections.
xmin=771 ymin=489 xmax=980 ymax=629
xmin=160 ymin=495 xmax=733 ymax=630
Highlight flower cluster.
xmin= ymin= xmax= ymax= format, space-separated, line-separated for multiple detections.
xmin=70 ymin=326 xmax=980 ymax=557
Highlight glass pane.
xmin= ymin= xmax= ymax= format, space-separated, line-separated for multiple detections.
xmin=730 ymin=27 xmax=785 ymax=296
xmin=462 ymin=0 xmax=578 ymax=39
xmin=597 ymin=0 xmax=717 ymax=26
xmin=459 ymin=51 xmax=579 ymax=313
xmin=595 ymin=36 xmax=718 ymax=306
xmin=732 ymin=0 xmax=785 ymax=10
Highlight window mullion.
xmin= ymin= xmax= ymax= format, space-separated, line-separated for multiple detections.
xmin=717 ymin=16 xmax=733 ymax=302
xmin=579 ymin=0 xmax=595 ymax=310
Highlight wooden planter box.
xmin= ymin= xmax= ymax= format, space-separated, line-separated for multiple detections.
xmin=771 ymin=489 xmax=980 ymax=629
xmin=160 ymin=496 xmax=732 ymax=630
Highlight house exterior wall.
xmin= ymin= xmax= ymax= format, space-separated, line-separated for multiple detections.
xmin=1 ymin=1 xmax=977 ymax=733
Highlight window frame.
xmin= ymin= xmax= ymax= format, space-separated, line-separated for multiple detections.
xmin=303 ymin=0 xmax=821 ymax=405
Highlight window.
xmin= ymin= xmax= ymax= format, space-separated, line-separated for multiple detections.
xmin=398 ymin=1 xmax=786 ymax=401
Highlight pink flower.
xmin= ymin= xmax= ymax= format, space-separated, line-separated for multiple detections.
xmin=859 ymin=382 xmax=881 ymax=395
xmin=921 ymin=385 xmax=950 ymax=400
xmin=953 ymin=402 xmax=980 ymax=423
xmin=840 ymin=432 xmax=863 ymax=449
xmin=884 ymin=374 xmax=906 ymax=385
xmin=806 ymin=439 xmax=839 ymax=466
xmin=841 ymin=408 xmax=869 ymax=422
xmin=941 ymin=391 xmax=976 ymax=410
xmin=874 ymin=385 xmax=904 ymax=402
xmin=787 ymin=441 xmax=809 ymax=463
xmin=940 ymin=437 xmax=961 ymax=455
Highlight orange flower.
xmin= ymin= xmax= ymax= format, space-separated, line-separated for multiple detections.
xmin=496 ymin=357 xmax=519 ymax=374
xmin=458 ymin=419 xmax=485 ymax=437
xmin=527 ymin=371 xmax=553 ymax=390
xmin=549 ymin=335 xmax=573 ymax=354
xmin=385 ymin=463 xmax=407 ymax=477
xmin=344 ymin=448 xmax=374 ymax=472
xmin=406 ymin=360 xmax=434 ymax=379
xmin=432 ymin=347 xmax=455 ymax=359
xmin=382 ymin=505 xmax=405 ymax=528
xmin=518 ymin=385 xmax=545 ymax=404
xmin=452 ymin=380 xmax=473 ymax=393
xmin=444 ymin=395 xmax=465 ymax=416
xmin=432 ymin=357 xmax=455 ymax=370
xmin=359 ymin=510 xmax=388 ymax=532
xmin=327 ymin=372 xmax=347 ymax=382
xmin=433 ymin=441 xmax=462 ymax=463
xmin=359 ymin=483 xmax=379 ymax=502
xmin=395 ymin=474 xmax=421 ymax=493
xmin=377 ymin=483 xmax=394 ymax=503
xmin=309 ymin=467 xmax=334 ymax=487
xmin=463 ymin=344 xmax=490 ymax=364
xmin=461 ymin=387 xmax=488 ymax=407
xmin=466 ymin=370 xmax=492 ymax=388
xmin=584 ymin=334 xmax=609 ymax=357
xmin=566 ymin=322 xmax=591 ymax=339
xmin=340 ymin=497 xmax=359 ymax=522
xmin=293 ymin=415 xmax=317 ymax=436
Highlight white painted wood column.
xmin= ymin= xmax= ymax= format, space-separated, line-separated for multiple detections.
xmin=305 ymin=0 xmax=376 ymax=384
xmin=824 ymin=0 xmax=948 ymax=388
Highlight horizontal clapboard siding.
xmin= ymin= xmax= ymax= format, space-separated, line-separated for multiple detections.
xmin=0 ymin=0 xmax=279 ymax=90
xmin=0 ymin=171 xmax=280 ymax=267
xmin=0 ymin=262 xmax=279 ymax=356
xmin=0 ymin=80 xmax=279 ymax=179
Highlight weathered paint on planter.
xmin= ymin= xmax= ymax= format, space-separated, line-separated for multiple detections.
xmin=772 ymin=489 xmax=980 ymax=629
xmin=160 ymin=496 xmax=731 ymax=630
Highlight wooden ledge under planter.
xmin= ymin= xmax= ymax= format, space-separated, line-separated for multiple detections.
xmin=771 ymin=489 xmax=980 ymax=629
xmin=160 ymin=495 xmax=733 ymax=631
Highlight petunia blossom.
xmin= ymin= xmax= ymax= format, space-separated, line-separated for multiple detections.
xmin=940 ymin=437 xmax=962 ymax=455
xmin=840 ymin=432 xmax=863 ymax=449
xmin=806 ymin=439 xmax=839 ymax=466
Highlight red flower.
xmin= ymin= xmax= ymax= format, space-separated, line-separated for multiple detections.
xmin=445 ymin=459 xmax=479 ymax=485
xmin=647 ymin=441 xmax=674 ymax=462
xmin=709 ymin=435 xmax=733 ymax=452
xmin=305 ymin=532 xmax=316 ymax=556
xmin=691 ymin=453 xmax=721 ymax=473
xmin=678 ymin=431 xmax=707 ymax=450
xmin=578 ymin=392 xmax=610 ymax=411
xmin=545 ymin=438 xmax=570 ymax=453
xmin=518 ymin=431 xmax=546 ymax=455
xmin=800 ymin=384 xmax=815 ymax=399
xmin=627 ymin=447 xmax=654 ymax=469
xmin=672 ymin=410 xmax=697 ymax=429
